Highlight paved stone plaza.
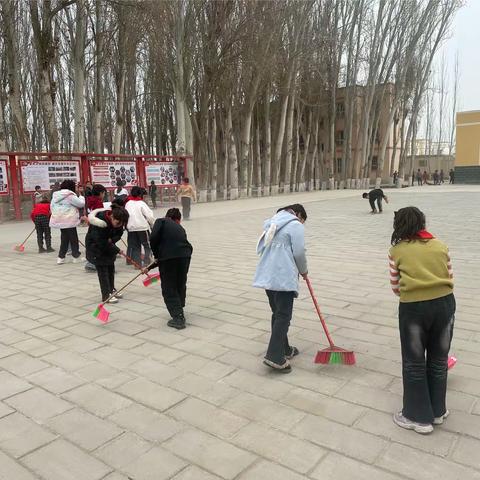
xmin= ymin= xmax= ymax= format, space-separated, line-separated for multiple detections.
xmin=0 ymin=185 xmax=480 ymax=480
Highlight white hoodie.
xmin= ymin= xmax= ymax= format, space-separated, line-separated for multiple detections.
xmin=125 ymin=199 xmax=155 ymax=232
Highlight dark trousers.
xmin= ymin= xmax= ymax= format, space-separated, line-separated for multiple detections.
xmin=159 ymin=257 xmax=191 ymax=318
xmin=369 ymin=197 xmax=383 ymax=212
xmin=59 ymin=228 xmax=80 ymax=259
xmin=34 ymin=215 xmax=51 ymax=249
xmin=151 ymin=195 xmax=157 ymax=208
xmin=181 ymin=197 xmax=191 ymax=219
xmin=128 ymin=231 xmax=151 ymax=267
xmin=96 ymin=265 xmax=115 ymax=301
xmin=265 ymin=290 xmax=295 ymax=364
xmin=417 ymin=178 xmax=422 ymax=186
xmin=399 ymin=294 xmax=455 ymax=424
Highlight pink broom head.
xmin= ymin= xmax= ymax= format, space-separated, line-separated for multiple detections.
xmin=448 ymin=355 xmax=457 ymax=370
xmin=14 ymin=244 xmax=25 ymax=252
xmin=143 ymin=273 xmax=160 ymax=287
xmin=93 ymin=304 xmax=110 ymax=323
xmin=314 ymin=346 xmax=356 ymax=366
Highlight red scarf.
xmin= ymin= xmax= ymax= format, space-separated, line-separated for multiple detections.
xmin=126 ymin=195 xmax=142 ymax=203
xmin=415 ymin=229 xmax=434 ymax=239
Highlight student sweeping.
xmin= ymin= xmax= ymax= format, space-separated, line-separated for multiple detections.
xmin=253 ymin=204 xmax=308 ymax=373
xmin=147 ymin=208 xmax=193 ymax=330
xmin=50 ymin=179 xmax=85 ymax=264
xmin=85 ymin=184 xmax=108 ymax=272
xmin=125 ymin=186 xmax=155 ymax=267
xmin=389 ymin=206 xmax=455 ymax=434
xmin=85 ymin=203 xmax=129 ymax=303
xmin=362 ymin=188 xmax=389 ymax=213
xmin=31 ymin=194 xmax=54 ymax=253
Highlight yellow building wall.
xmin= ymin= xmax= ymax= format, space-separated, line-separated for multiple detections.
xmin=456 ymin=111 xmax=480 ymax=167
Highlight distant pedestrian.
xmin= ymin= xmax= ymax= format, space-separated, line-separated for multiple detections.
xmin=362 ymin=189 xmax=389 ymax=214
xmin=253 ymin=204 xmax=308 ymax=373
xmin=433 ymin=170 xmax=439 ymax=185
xmin=422 ymin=170 xmax=428 ymax=185
xmin=393 ymin=171 xmax=398 ymax=186
xmin=440 ymin=170 xmax=444 ymax=184
xmin=33 ymin=185 xmax=43 ymax=205
xmin=148 ymin=208 xmax=193 ymax=330
xmin=114 ymin=180 xmax=128 ymax=203
xmin=149 ymin=180 xmax=157 ymax=208
xmin=416 ymin=169 xmax=422 ymax=186
xmin=449 ymin=169 xmax=455 ymax=184
xmin=177 ymin=178 xmax=196 ymax=220
xmin=389 ymin=206 xmax=454 ymax=434
xmin=31 ymin=194 xmax=54 ymax=253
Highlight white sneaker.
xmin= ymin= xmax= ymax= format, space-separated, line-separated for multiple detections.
xmin=106 ymin=297 xmax=118 ymax=304
xmin=112 ymin=290 xmax=123 ymax=299
xmin=393 ymin=411 xmax=433 ymax=434
xmin=57 ymin=258 xmax=65 ymax=265
xmin=72 ymin=257 xmax=86 ymax=264
xmin=433 ymin=410 xmax=450 ymax=425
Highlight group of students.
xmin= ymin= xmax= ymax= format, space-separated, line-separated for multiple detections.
xmin=415 ymin=168 xmax=455 ymax=186
xmin=254 ymin=201 xmax=455 ymax=436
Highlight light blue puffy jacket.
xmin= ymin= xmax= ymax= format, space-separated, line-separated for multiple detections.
xmin=49 ymin=189 xmax=85 ymax=229
xmin=253 ymin=210 xmax=308 ymax=293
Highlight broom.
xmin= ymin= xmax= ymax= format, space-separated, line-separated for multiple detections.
xmin=14 ymin=227 xmax=37 ymax=252
xmin=304 ymin=276 xmax=356 ymax=365
xmin=92 ymin=269 xmax=146 ymax=323
xmin=117 ymin=250 xmax=160 ymax=286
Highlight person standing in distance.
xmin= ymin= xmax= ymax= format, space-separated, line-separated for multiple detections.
xmin=177 ymin=178 xmax=196 ymax=220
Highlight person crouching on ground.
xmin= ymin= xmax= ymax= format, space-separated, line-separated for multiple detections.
xmin=147 ymin=208 xmax=193 ymax=330
xmin=125 ymin=186 xmax=155 ymax=267
xmin=389 ymin=207 xmax=454 ymax=434
xmin=50 ymin=179 xmax=85 ymax=264
xmin=362 ymin=188 xmax=389 ymax=214
xmin=31 ymin=194 xmax=54 ymax=253
xmin=85 ymin=184 xmax=108 ymax=272
xmin=253 ymin=204 xmax=308 ymax=374
xmin=85 ymin=202 xmax=129 ymax=304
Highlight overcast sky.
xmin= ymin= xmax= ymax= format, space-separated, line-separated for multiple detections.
xmin=442 ymin=0 xmax=480 ymax=112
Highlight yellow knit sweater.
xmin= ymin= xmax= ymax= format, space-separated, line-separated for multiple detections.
xmin=389 ymin=238 xmax=453 ymax=303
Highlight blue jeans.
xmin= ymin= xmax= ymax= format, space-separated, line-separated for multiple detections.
xmin=265 ymin=290 xmax=295 ymax=364
xmin=399 ymin=294 xmax=455 ymax=423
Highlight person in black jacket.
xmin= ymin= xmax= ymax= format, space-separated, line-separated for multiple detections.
xmin=148 ymin=208 xmax=193 ymax=329
xmin=362 ymin=189 xmax=389 ymax=213
xmin=86 ymin=203 xmax=129 ymax=304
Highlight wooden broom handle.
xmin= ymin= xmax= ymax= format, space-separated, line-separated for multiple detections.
xmin=304 ymin=276 xmax=335 ymax=348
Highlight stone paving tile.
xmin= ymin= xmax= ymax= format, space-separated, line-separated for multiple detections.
xmin=2 ymin=187 xmax=480 ymax=478
xmin=22 ymin=439 xmax=112 ymax=480
xmin=164 ymin=429 xmax=257 ymax=480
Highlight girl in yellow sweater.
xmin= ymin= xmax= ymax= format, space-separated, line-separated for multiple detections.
xmin=389 ymin=207 xmax=454 ymax=434
xmin=177 ymin=178 xmax=196 ymax=220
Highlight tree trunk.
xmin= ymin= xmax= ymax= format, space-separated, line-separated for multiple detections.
xmin=94 ymin=0 xmax=104 ymax=153
xmin=227 ymin=105 xmax=239 ymax=200
xmin=283 ymin=94 xmax=295 ymax=194
xmin=263 ymin=90 xmax=272 ymax=195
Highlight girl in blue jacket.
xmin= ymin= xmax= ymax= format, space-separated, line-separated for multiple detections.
xmin=253 ymin=204 xmax=308 ymax=373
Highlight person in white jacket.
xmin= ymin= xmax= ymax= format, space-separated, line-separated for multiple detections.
xmin=125 ymin=186 xmax=155 ymax=267
xmin=49 ymin=179 xmax=86 ymax=264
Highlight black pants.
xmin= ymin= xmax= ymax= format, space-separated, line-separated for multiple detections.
xmin=128 ymin=231 xmax=151 ymax=267
xmin=96 ymin=264 xmax=115 ymax=301
xmin=59 ymin=228 xmax=80 ymax=259
xmin=369 ymin=197 xmax=383 ymax=212
xmin=265 ymin=290 xmax=295 ymax=365
xmin=151 ymin=195 xmax=157 ymax=208
xmin=399 ymin=294 xmax=455 ymax=424
xmin=34 ymin=215 xmax=51 ymax=249
xmin=159 ymin=257 xmax=191 ymax=318
xmin=417 ymin=178 xmax=422 ymax=186
xmin=181 ymin=197 xmax=191 ymax=219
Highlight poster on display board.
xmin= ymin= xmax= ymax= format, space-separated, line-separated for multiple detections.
xmin=20 ymin=160 xmax=80 ymax=193
xmin=0 ymin=160 xmax=9 ymax=195
xmin=90 ymin=161 xmax=137 ymax=188
xmin=145 ymin=161 xmax=184 ymax=186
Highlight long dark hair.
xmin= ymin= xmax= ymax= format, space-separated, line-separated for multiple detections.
xmin=60 ymin=179 xmax=76 ymax=192
xmin=277 ymin=204 xmax=307 ymax=222
xmin=110 ymin=202 xmax=129 ymax=226
xmin=391 ymin=207 xmax=426 ymax=245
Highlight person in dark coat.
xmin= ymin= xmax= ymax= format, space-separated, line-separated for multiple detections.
xmin=85 ymin=203 xmax=129 ymax=303
xmin=148 ymin=208 xmax=193 ymax=329
xmin=362 ymin=189 xmax=389 ymax=213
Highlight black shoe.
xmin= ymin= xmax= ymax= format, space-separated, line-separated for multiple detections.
xmin=46 ymin=247 xmax=55 ymax=253
xmin=167 ymin=316 xmax=186 ymax=330
xmin=39 ymin=247 xmax=46 ymax=253
xmin=286 ymin=346 xmax=299 ymax=360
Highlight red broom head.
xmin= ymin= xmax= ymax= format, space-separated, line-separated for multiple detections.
xmin=92 ymin=304 xmax=110 ymax=323
xmin=448 ymin=355 xmax=457 ymax=370
xmin=314 ymin=348 xmax=356 ymax=366
xmin=14 ymin=244 xmax=25 ymax=252
xmin=142 ymin=273 xmax=160 ymax=287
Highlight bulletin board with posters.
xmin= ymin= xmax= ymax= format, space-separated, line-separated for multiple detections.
xmin=90 ymin=161 xmax=138 ymax=189
xmin=0 ymin=160 xmax=9 ymax=195
xmin=144 ymin=159 xmax=185 ymax=187
xmin=19 ymin=160 xmax=80 ymax=193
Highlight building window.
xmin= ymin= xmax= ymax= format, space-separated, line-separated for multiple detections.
xmin=336 ymin=102 xmax=345 ymax=117
xmin=418 ymin=159 xmax=427 ymax=167
xmin=371 ymin=156 xmax=378 ymax=170
xmin=335 ymin=130 xmax=344 ymax=146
